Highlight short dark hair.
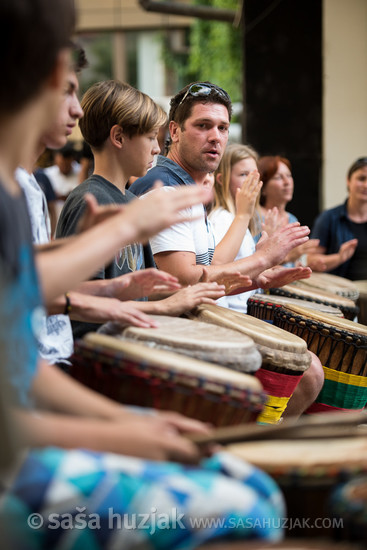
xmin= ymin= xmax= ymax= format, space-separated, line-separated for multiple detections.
xmin=347 ymin=157 xmax=367 ymax=180
xmin=169 ymin=81 xmax=232 ymax=128
xmin=0 ymin=0 xmax=75 ymax=115
xmin=71 ymin=40 xmax=88 ymax=73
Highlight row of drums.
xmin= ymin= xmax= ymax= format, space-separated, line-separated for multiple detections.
xmin=70 ymin=272 xmax=367 ymax=543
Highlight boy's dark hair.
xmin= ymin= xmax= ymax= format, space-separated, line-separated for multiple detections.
xmin=71 ymin=40 xmax=88 ymax=73
xmin=0 ymin=0 xmax=75 ymax=114
xmin=169 ymin=81 xmax=232 ymax=128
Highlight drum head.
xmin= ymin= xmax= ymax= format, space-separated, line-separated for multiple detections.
xmin=272 ymin=283 xmax=357 ymax=310
xmin=299 ymin=273 xmax=359 ymax=301
xmin=194 ymin=303 xmax=307 ymax=352
xmin=83 ymin=332 xmax=264 ymax=393
xmin=104 ymin=315 xmax=262 ymax=373
xmin=249 ymin=293 xmax=343 ymax=317
xmin=277 ymin=303 xmax=367 ymax=338
xmin=192 ymin=304 xmax=311 ymax=372
xmin=227 ymin=437 xmax=367 ymax=478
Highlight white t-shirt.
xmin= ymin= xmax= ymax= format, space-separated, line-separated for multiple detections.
xmin=149 ymin=187 xmax=215 ymax=265
xmin=44 ymin=162 xmax=81 ymax=222
xmin=16 ymin=168 xmax=73 ymax=364
xmin=209 ymin=207 xmax=258 ymax=313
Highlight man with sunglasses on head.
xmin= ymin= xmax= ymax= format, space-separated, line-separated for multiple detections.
xmin=130 ymin=82 xmax=312 ymax=293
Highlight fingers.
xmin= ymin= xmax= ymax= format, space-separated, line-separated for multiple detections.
xmin=83 ymin=192 xmax=99 ymax=213
xmin=159 ymin=411 xmax=211 ymax=435
xmin=200 ymin=266 xmax=210 ymax=282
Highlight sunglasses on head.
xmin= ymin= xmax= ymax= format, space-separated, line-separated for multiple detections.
xmin=178 ymin=83 xmax=230 ymax=106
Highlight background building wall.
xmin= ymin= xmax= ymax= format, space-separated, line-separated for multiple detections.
xmin=323 ymin=0 xmax=367 ymax=210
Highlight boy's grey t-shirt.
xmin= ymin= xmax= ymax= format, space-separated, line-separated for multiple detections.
xmin=56 ymin=175 xmax=146 ymax=340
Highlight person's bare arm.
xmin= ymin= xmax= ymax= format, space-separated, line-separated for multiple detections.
xmin=13 ymin=408 xmax=202 ymax=463
xmin=35 ymin=183 xmax=213 ymax=304
xmin=31 ymin=360 xmax=131 ymax=419
xmin=155 ymin=223 xmax=310 ymax=287
xmin=75 ymin=269 xmax=181 ymax=301
xmin=46 ymin=292 xmax=159 ymax=328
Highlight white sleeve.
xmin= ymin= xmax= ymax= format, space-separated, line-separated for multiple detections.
xmin=147 ymin=187 xmax=196 ymax=255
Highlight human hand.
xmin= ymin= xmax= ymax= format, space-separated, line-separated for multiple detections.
xmin=256 ymin=222 xmax=310 ymax=268
xmin=256 ymin=265 xmax=312 ymax=290
xmin=158 ymin=282 xmax=226 ymax=316
xmin=69 ymin=293 xmax=159 ymax=328
xmin=123 ymin=182 xmax=213 ymax=243
xmin=235 ymin=170 xmax=262 ymax=220
xmin=108 ymin=413 xmax=204 ymax=463
xmin=338 ymin=239 xmax=358 ymax=264
xmin=201 ymin=266 xmax=252 ymax=295
xmin=305 ymin=253 xmax=328 ymax=272
xmin=262 ymin=206 xmax=282 ymax=237
xmin=284 ymin=238 xmax=320 ymax=264
xmin=76 ymin=193 xmax=125 ymax=233
xmin=108 ymin=269 xmax=181 ymax=301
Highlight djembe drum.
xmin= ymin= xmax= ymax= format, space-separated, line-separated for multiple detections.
xmin=190 ymin=304 xmax=311 ymax=424
xmin=270 ymin=282 xmax=359 ymax=320
xmin=273 ymin=304 xmax=367 ymax=413
xmin=71 ymin=333 xmax=267 ymax=427
xmin=105 ymin=314 xmax=262 ymax=374
xmin=330 ymin=474 xmax=367 ymax=543
xmin=248 ymin=293 xmax=343 ymax=324
xmin=227 ymin=436 xmax=367 ymax=538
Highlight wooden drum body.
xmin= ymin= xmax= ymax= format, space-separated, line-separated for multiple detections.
xmin=71 ymin=333 xmax=267 ymax=427
xmin=191 ymin=304 xmax=311 ymax=425
xmin=107 ymin=314 xmax=262 ymax=374
xmin=270 ymin=282 xmax=359 ymax=320
xmin=227 ymin=437 xmax=367 ymax=538
xmin=273 ymin=304 xmax=367 ymax=413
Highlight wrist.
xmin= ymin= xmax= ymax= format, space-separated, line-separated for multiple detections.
xmin=64 ymin=293 xmax=72 ymax=315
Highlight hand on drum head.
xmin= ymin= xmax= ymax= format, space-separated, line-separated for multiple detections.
xmin=256 ymin=265 xmax=312 ymax=290
xmin=256 ymin=222 xmax=310 ymax=267
xmin=157 ymin=282 xmax=226 ymax=316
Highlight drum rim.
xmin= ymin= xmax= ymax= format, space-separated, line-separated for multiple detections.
xmin=270 ymin=285 xmax=358 ymax=312
xmin=79 ymin=333 xmax=265 ymax=392
xmin=274 ymin=303 xmax=367 ymax=339
xmin=248 ymin=294 xmax=344 ymax=316
xmin=194 ymin=303 xmax=309 ymax=354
